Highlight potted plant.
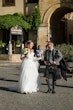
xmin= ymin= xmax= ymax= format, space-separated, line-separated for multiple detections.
xmin=0 ymin=40 xmax=6 ymax=54
xmin=16 ymin=40 xmax=22 ymax=47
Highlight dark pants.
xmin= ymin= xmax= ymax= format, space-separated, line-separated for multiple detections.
xmin=45 ymin=65 xmax=58 ymax=91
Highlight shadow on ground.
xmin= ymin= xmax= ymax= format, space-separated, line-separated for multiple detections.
xmin=0 ymin=78 xmax=18 ymax=82
xmin=42 ymin=83 xmax=73 ymax=89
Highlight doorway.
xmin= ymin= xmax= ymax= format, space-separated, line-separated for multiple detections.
xmin=12 ymin=35 xmax=21 ymax=54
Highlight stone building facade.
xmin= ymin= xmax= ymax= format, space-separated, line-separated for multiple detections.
xmin=38 ymin=0 xmax=73 ymax=48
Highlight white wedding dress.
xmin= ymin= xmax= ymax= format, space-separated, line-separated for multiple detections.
xmin=16 ymin=52 xmax=41 ymax=93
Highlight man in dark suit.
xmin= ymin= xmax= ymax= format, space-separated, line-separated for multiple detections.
xmin=44 ymin=41 xmax=63 ymax=93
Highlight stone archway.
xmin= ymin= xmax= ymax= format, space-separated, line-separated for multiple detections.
xmin=38 ymin=1 xmax=73 ymax=48
xmin=50 ymin=7 xmax=73 ymax=44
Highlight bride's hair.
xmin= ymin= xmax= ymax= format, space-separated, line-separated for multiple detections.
xmin=27 ymin=40 xmax=32 ymax=45
xmin=25 ymin=40 xmax=34 ymax=48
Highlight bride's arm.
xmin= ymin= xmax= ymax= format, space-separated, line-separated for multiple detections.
xmin=33 ymin=52 xmax=42 ymax=61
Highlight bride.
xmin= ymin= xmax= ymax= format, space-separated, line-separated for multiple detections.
xmin=10 ymin=40 xmax=41 ymax=94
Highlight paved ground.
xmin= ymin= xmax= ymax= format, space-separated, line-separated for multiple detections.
xmin=0 ymin=63 xmax=73 ymax=110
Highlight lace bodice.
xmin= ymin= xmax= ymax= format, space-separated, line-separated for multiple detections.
xmin=27 ymin=52 xmax=35 ymax=60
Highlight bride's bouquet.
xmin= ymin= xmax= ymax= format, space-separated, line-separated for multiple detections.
xmin=20 ymin=48 xmax=29 ymax=60
xmin=23 ymin=48 xmax=29 ymax=55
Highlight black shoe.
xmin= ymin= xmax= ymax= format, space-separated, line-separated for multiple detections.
xmin=52 ymin=90 xmax=56 ymax=94
xmin=24 ymin=92 xmax=27 ymax=94
xmin=45 ymin=88 xmax=52 ymax=93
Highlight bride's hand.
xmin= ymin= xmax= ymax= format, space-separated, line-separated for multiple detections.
xmin=33 ymin=58 xmax=36 ymax=62
xmin=33 ymin=57 xmax=37 ymax=62
xmin=24 ymin=54 xmax=28 ymax=58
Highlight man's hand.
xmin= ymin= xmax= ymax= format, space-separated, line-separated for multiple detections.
xmin=52 ymin=61 xmax=56 ymax=65
xmin=44 ymin=61 xmax=48 ymax=65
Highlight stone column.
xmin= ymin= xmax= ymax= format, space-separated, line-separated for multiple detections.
xmin=8 ymin=34 xmax=12 ymax=55
xmin=21 ymin=31 xmax=24 ymax=50
xmin=37 ymin=23 xmax=48 ymax=49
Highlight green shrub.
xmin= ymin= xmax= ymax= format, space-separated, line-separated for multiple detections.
xmin=56 ymin=44 xmax=73 ymax=59
xmin=0 ymin=50 xmax=2 ymax=55
xmin=0 ymin=40 xmax=6 ymax=47
xmin=25 ymin=7 xmax=41 ymax=30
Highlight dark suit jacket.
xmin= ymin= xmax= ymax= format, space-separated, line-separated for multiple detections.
xmin=60 ymin=59 xmax=67 ymax=81
xmin=44 ymin=48 xmax=63 ymax=65
xmin=44 ymin=48 xmax=67 ymax=81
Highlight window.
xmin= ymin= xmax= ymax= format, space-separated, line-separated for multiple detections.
xmin=27 ymin=0 xmax=38 ymax=3
xmin=2 ymin=0 xmax=15 ymax=6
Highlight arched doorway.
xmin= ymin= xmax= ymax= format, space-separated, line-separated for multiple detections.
xmin=38 ymin=1 xmax=73 ymax=48
xmin=50 ymin=7 xmax=73 ymax=44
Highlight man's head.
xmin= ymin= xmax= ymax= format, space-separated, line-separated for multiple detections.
xmin=38 ymin=45 xmax=41 ymax=49
xmin=47 ymin=41 xmax=54 ymax=50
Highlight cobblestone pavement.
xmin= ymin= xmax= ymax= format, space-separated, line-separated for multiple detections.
xmin=0 ymin=64 xmax=73 ymax=110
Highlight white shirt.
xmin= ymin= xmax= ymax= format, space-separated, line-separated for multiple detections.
xmin=36 ymin=49 xmax=43 ymax=58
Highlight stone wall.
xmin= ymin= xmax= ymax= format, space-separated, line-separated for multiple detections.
xmin=0 ymin=0 xmax=25 ymax=15
xmin=9 ymin=54 xmax=22 ymax=62
xmin=39 ymin=0 xmax=73 ymax=21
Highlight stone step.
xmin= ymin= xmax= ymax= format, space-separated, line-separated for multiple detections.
xmin=0 ymin=60 xmax=21 ymax=66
